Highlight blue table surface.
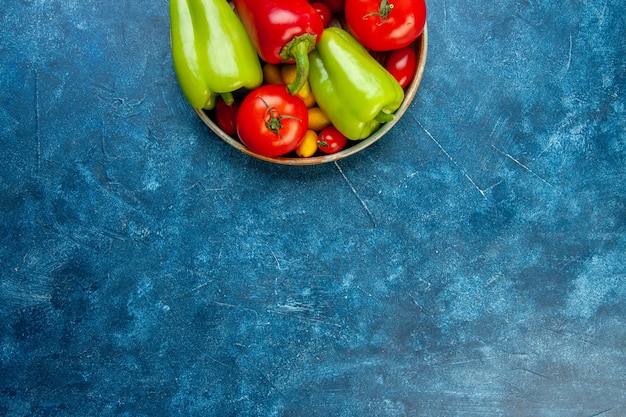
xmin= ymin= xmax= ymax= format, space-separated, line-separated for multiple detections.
xmin=1 ymin=0 xmax=624 ymax=416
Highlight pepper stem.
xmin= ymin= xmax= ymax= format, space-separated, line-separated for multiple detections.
xmin=374 ymin=111 xmax=394 ymax=123
xmin=203 ymin=93 xmax=217 ymax=110
xmin=280 ymin=34 xmax=317 ymax=95
xmin=220 ymin=92 xmax=234 ymax=106
xmin=286 ymin=41 xmax=310 ymax=95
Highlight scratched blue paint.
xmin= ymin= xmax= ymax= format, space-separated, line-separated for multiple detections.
xmin=1 ymin=0 xmax=625 ymax=415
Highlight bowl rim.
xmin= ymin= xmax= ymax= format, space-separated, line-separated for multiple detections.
xmin=195 ymin=24 xmax=428 ymax=166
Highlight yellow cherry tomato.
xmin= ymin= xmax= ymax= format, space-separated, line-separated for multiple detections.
xmin=263 ymin=63 xmax=284 ymax=85
xmin=281 ymin=64 xmax=316 ymax=108
xmin=307 ymin=107 xmax=332 ymax=131
xmin=296 ymin=130 xmax=319 ymax=158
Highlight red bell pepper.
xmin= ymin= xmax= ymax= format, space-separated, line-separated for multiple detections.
xmin=232 ymin=0 xmax=324 ymax=96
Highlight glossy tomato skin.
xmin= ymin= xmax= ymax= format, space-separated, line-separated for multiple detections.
xmin=344 ymin=0 xmax=426 ymax=51
xmin=385 ymin=46 xmax=416 ymax=88
xmin=314 ymin=0 xmax=345 ymax=13
xmin=236 ymin=85 xmax=308 ymax=157
xmin=317 ymin=126 xmax=347 ymax=154
xmin=311 ymin=2 xmax=333 ymax=28
xmin=215 ymin=97 xmax=238 ymax=136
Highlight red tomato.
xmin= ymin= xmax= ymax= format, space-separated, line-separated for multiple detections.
xmin=318 ymin=0 xmax=345 ymax=13
xmin=385 ymin=46 xmax=416 ymax=88
xmin=311 ymin=2 xmax=333 ymax=28
xmin=344 ymin=0 xmax=426 ymax=51
xmin=215 ymin=97 xmax=239 ymax=136
xmin=236 ymin=85 xmax=308 ymax=157
xmin=317 ymin=126 xmax=347 ymax=154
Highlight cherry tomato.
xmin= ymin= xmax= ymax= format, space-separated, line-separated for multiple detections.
xmin=317 ymin=126 xmax=347 ymax=154
xmin=215 ymin=97 xmax=239 ymax=136
xmin=311 ymin=2 xmax=333 ymax=28
xmin=316 ymin=0 xmax=345 ymax=13
xmin=296 ymin=130 xmax=319 ymax=157
xmin=344 ymin=0 xmax=427 ymax=51
xmin=236 ymin=85 xmax=308 ymax=157
xmin=385 ymin=46 xmax=416 ymax=88
xmin=307 ymin=107 xmax=332 ymax=131
xmin=262 ymin=63 xmax=285 ymax=86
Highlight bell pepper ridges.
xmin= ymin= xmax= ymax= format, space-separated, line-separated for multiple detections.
xmin=169 ymin=0 xmax=262 ymax=110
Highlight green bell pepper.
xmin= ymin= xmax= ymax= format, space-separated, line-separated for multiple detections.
xmin=170 ymin=0 xmax=262 ymax=110
xmin=308 ymin=27 xmax=405 ymax=140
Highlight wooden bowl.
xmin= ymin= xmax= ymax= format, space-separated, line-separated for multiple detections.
xmin=196 ymin=25 xmax=428 ymax=165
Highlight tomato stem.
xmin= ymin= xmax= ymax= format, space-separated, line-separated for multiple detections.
xmin=257 ymin=95 xmax=302 ymax=135
xmin=363 ymin=0 xmax=395 ymax=23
